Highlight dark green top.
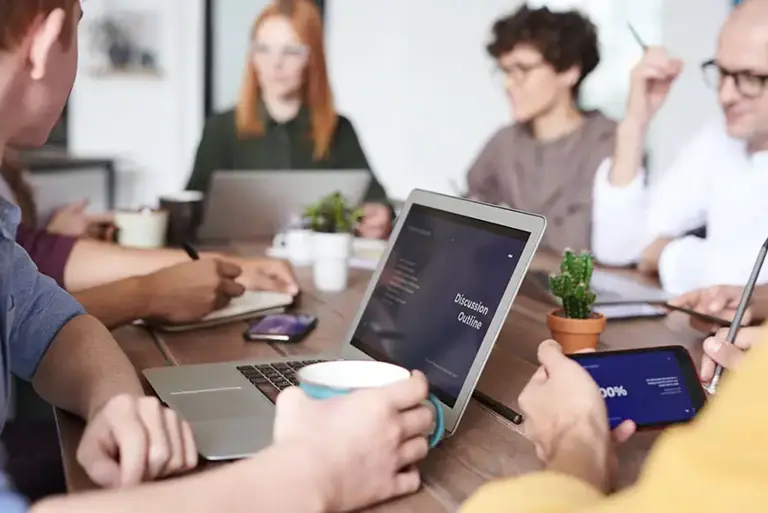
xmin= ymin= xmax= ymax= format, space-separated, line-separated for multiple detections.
xmin=187 ymin=107 xmax=389 ymax=204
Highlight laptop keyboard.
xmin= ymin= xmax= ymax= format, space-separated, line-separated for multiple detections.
xmin=236 ymin=360 xmax=325 ymax=404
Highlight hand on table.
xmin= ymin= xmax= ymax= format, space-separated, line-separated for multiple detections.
xmin=700 ymin=326 xmax=761 ymax=383
xmin=273 ymin=372 xmax=434 ymax=512
xmin=668 ymin=285 xmax=751 ymax=332
xmin=229 ymin=257 xmax=299 ymax=296
xmin=638 ymin=237 xmax=674 ymax=274
xmin=47 ymin=199 xmax=114 ymax=239
xmin=76 ymin=395 xmax=198 ymax=488
xmin=519 ymin=341 xmax=635 ymax=492
xmin=357 ymin=202 xmax=392 ymax=240
xmin=143 ymin=259 xmax=245 ymax=324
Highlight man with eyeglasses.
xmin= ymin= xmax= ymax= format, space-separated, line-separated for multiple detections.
xmin=589 ymin=0 xmax=768 ymax=295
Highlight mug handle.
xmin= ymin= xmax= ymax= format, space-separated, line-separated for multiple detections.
xmin=273 ymin=232 xmax=286 ymax=248
xmin=426 ymin=394 xmax=445 ymax=449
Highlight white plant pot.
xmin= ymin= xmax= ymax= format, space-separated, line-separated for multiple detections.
xmin=312 ymin=232 xmax=352 ymax=292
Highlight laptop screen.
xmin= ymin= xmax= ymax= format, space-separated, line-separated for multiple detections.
xmin=351 ymin=204 xmax=531 ymax=407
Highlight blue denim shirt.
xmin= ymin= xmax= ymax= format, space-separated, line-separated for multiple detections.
xmin=0 ymin=197 xmax=85 ymax=510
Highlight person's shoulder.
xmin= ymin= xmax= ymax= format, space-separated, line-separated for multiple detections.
xmin=583 ymin=110 xmax=618 ymax=140
xmin=334 ymin=113 xmax=357 ymax=133
xmin=203 ymin=108 xmax=237 ymax=133
xmin=485 ymin=123 xmax=520 ymax=147
xmin=0 ymin=197 xmax=20 ymax=242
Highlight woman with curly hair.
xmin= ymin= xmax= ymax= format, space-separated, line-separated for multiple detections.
xmin=467 ymin=6 xmax=615 ymax=255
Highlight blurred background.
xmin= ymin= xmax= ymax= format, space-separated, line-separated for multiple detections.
xmin=28 ymin=0 xmax=729 ymax=213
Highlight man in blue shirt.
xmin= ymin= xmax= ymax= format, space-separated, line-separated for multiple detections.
xmin=0 ymin=1 xmax=437 ymax=511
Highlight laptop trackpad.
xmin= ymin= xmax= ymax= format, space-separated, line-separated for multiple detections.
xmin=166 ymin=388 xmax=269 ymax=422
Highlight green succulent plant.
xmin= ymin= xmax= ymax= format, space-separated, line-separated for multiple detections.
xmin=304 ymin=191 xmax=363 ymax=234
xmin=548 ymin=250 xmax=596 ymax=319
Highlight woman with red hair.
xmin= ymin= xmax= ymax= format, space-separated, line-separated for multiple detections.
xmin=188 ymin=0 xmax=391 ymax=239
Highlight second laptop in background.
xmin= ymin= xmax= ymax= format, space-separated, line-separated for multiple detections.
xmin=197 ymin=170 xmax=371 ymax=242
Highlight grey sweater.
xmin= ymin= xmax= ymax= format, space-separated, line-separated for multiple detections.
xmin=466 ymin=110 xmax=617 ymax=254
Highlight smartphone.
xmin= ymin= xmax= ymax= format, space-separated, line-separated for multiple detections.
xmin=662 ymin=303 xmax=732 ymax=327
xmin=243 ymin=313 xmax=318 ymax=343
xmin=593 ymin=303 xmax=667 ymax=321
xmin=569 ymin=346 xmax=707 ymax=430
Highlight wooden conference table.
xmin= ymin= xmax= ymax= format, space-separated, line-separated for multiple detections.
xmin=55 ymin=244 xmax=706 ymax=511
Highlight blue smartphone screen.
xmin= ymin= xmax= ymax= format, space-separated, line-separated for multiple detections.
xmin=573 ymin=350 xmax=699 ymax=428
xmin=248 ymin=314 xmax=315 ymax=337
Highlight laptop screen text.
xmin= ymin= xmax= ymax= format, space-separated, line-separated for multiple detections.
xmin=351 ymin=204 xmax=530 ymax=407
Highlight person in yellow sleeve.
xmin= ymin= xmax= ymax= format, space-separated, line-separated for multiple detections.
xmin=461 ymin=329 xmax=768 ymax=513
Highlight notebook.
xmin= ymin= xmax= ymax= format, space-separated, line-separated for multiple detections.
xmin=150 ymin=291 xmax=295 ymax=332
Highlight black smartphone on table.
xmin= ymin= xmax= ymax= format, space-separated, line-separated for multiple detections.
xmin=243 ymin=313 xmax=318 ymax=343
xmin=569 ymin=345 xmax=707 ymax=430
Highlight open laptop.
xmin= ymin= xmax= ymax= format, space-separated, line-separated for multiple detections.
xmin=527 ymin=268 xmax=672 ymax=305
xmin=144 ymin=189 xmax=546 ymax=460
xmin=197 ymin=170 xmax=370 ymax=241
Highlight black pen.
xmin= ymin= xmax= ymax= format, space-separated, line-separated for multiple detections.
xmin=627 ymin=22 xmax=647 ymax=50
xmin=182 ymin=240 xmax=200 ymax=260
xmin=473 ymin=390 xmax=524 ymax=425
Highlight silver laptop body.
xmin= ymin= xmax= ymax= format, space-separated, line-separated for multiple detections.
xmin=527 ymin=268 xmax=672 ymax=305
xmin=197 ymin=170 xmax=371 ymax=241
xmin=145 ymin=189 xmax=546 ymax=460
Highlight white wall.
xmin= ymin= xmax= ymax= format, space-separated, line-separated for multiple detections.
xmin=326 ymin=0 xmax=515 ymax=200
xmin=213 ymin=0 xmax=270 ymax=111
xmin=68 ymin=0 xmax=204 ymax=208
xmin=649 ymin=0 xmax=729 ymax=174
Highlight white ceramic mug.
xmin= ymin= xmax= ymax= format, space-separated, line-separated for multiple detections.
xmin=273 ymin=229 xmax=313 ymax=266
xmin=312 ymin=232 xmax=351 ymax=292
xmin=114 ymin=208 xmax=169 ymax=249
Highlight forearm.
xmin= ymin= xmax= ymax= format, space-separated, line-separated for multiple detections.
xmin=546 ymin=437 xmax=611 ymax=494
xmin=64 ymin=239 xmax=227 ymax=293
xmin=32 ymin=315 xmax=144 ymax=420
xmin=64 ymin=239 xmax=189 ymax=292
xmin=608 ymin=117 xmax=647 ymax=187
xmin=590 ymin=159 xmax=648 ymax=266
xmin=659 ymin=237 xmax=768 ymax=295
xmin=73 ymin=277 xmax=153 ymax=330
xmin=31 ymin=444 xmax=326 ymax=513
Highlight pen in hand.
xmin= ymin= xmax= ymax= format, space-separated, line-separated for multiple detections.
xmin=627 ymin=22 xmax=647 ymax=50
xmin=182 ymin=240 xmax=200 ymax=261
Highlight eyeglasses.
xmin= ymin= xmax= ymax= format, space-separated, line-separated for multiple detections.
xmin=495 ymin=62 xmax=547 ymax=83
xmin=252 ymin=42 xmax=309 ymax=62
xmin=701 ymin=59 xmax=768 ymax=99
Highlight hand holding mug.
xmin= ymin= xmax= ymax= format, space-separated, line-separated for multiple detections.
xmin=273 ymin=368 xmax=437 ymax=512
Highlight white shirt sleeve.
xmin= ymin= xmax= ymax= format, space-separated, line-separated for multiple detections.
xmin=659 ymin=236 xmax=768 ymax=294
xmin=592 ymin=126 xmax=715 ymax=267
xmin=591 ymin=158 xmax=649 ymax=266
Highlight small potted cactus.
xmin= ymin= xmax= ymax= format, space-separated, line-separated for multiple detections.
xmin=546 ymin=250 xmax=606 ymax=353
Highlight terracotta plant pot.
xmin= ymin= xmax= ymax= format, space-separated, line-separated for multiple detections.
xmin=546 ymin=309 xmax=606 ymax=353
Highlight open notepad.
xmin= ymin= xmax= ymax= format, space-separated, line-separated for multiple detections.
xmin=149 ymin=291 xmax=295 ymax=332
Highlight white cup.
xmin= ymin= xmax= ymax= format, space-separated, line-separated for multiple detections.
xmin=273 ymin=229 xmax=313 ymax=266
xmin=114 ymin=208 xmax=169 ymax=249
xmin=312 ymin=232 xmax=351 ymax=292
